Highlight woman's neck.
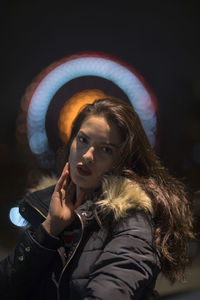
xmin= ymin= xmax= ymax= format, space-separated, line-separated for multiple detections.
xmin=76 ymin=186 xmax=81 ymax=200
xmin=76 ymin=185 xmax=95 ymax=200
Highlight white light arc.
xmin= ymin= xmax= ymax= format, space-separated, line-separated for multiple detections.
xmin=27 ymin=56 xmax=157 ymax=160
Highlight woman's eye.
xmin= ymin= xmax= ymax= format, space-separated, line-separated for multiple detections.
xmin=102 ymin=147 xmax=112 ymax=154
xmin=78 ymin=136 xmax=87 ymax=143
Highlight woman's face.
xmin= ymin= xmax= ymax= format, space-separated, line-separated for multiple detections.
xmin=69 ymin=115 xmax=122 ymax=192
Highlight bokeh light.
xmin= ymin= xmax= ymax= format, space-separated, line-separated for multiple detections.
xmin=58 ymin=89 xmax=107 ymax=143
xmin=9 ymin=207 xmax=28 ymax=227
xmin=17 ymin=52 xmax=158 ymax=168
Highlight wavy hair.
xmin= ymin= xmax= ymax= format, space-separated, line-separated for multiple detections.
xmin=57 ymin=97 xmax=194 ymax=283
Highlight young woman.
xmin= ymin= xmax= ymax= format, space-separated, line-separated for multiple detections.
xmin=0 ymin=97 xmax=194 ymax=299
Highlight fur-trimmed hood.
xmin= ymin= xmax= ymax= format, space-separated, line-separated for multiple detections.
xmin=23 ymin=175 xmax=153 ymax=225
xmin=98 ymin=175 xmax=153 ymax=222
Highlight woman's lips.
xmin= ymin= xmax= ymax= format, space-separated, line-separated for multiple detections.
xmin=77 ymin=165 xmax=92 ymax=176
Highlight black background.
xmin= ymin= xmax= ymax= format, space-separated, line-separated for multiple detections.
xmin=0 ymin=1 xmax=200 ymax=252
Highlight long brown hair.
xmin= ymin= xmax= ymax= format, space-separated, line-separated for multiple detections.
xmin=57 ymin=97 xmax=194 ymax=283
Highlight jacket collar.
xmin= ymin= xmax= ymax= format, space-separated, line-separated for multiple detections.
xmin=19 ymin=175 xmax=153 ymax=228
xmin=97 ymin=175 xmax=153 ymax=222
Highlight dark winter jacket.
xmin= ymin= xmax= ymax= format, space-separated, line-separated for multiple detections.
xmin=0 ymin=176 xmax=161 ymax=300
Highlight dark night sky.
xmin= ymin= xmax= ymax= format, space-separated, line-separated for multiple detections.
xmin=0 ymin=1 xmax=200 ymax=250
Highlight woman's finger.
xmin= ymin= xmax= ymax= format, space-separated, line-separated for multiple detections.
xmin=62 ymin=162 xmax=70 ymax=175
xmin=55 ymin=169 xmax=69 ymax=192
xmin=59 ymin=162 xmax=70 ymax=188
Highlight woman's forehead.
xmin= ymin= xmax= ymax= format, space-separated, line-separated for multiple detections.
xmin=79 ymin=115 xmax=122 ymax=144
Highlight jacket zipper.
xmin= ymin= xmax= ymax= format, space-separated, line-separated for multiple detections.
xmin=24 ymin=199 xmax=85 ymax=300
xmin=24 ymin=199 xmax=47 ymax=219
xmin=56 ymin=210 xmax=85 ymax=300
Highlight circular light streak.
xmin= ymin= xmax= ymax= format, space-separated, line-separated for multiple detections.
xmin=26 ymin=53 xmax=157 ymax=167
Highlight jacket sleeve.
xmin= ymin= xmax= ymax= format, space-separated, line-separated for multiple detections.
xmin=83 ymin=218 xmax=161 ymax=300
xmin=0 ymin=224 xmax=61 ymax=299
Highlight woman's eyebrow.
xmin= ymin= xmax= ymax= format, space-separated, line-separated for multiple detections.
xmin=102 ymin=142 xmax=120 ymax=148
xmin=79 ymin=130 xmax=120 ymax=148
xmin=78 ymin=130 xmax=88 ymax=138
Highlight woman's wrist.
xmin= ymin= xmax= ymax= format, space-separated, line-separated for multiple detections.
xmin=31 ymin=224 xmax=60 ymax=249
xmin=42 ymin=219 xmax=61 ymax=237
xmin=42 ymin=215 xmax=74 ymax=237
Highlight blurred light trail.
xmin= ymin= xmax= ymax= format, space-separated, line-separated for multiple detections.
xmin=9 ymin=207 xmax=28 ymax=227
xmin=20 ymin=52 xmax=158 ymax=168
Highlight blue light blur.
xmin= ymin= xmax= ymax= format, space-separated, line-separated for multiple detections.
xmin=9 ymin=207 xmax=28 ymax=227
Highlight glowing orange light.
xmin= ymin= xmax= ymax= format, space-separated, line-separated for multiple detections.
xmin=58 ymin=89 xmax=107 ymax=144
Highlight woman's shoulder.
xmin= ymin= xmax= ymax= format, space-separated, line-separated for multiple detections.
xmin=18 ymin=175 xmax=58 ymax=227
xmin=95 ymin=175 xmax=155 ymax=240
xmin=113 ymin=211 xmax=154 ymax=242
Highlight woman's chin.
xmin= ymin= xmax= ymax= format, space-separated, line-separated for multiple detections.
xmin=78 ymin=184 xmax=95 ymax=193
xmin=70 ymin=172 xmax=101 ymax=194
xmin=77 ymin=182 xmax=99 ymax=195
xmin=72 ymin=179 xmax=93 ymax=193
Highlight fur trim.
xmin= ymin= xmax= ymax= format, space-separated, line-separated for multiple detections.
xmin=97 ymin=176 xmax=153 ymax=221
xmin=26 ymin=174 xmax=153 ymax=221
xmin=27 ymin=175 xmax=58 ymax=193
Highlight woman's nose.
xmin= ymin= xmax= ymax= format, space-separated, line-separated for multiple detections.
xmin=83 ymin=146 xmax=95 ymax=164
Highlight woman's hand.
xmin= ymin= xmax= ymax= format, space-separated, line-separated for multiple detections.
xmin=42 ymin=163 xmax=85 ymax=236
